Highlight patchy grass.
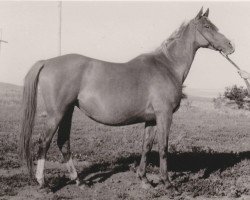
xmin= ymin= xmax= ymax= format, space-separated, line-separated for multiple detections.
xmin=0 ymin=83 xmax=249 ymax=199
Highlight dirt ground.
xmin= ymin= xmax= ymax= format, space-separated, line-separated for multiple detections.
xmin=0 ymin=83 xmax=249 ymax=200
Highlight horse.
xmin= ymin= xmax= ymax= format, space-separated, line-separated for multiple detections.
xmin=20 ymin=8 xmax=234 ymax=190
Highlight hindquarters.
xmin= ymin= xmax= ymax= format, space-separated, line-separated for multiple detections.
xmin=33 ymin=54 xmax=87 ymax=186
xmin=38 ymin=54 xmax=89 ymax=115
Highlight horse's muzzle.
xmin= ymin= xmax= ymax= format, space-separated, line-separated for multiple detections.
xmin=222 ymin=41 xmax=235 ymax=55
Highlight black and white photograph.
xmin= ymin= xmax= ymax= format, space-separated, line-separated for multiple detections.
xmin=0 ymin=1 xmax=249 ymax=199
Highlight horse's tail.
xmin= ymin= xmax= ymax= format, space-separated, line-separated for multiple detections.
xmin=20 ymin=60 xmax=45 ymax=177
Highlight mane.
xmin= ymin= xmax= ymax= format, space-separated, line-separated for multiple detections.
xmin=155 ymin=22 xmax=188 ymax=53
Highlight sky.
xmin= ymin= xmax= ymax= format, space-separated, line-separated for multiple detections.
xmin=0 ymin=1 xmax=250 ymax=93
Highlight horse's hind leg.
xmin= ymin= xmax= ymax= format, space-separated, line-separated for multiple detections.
xmin=36 ymin=112 xmax=63 ymax=187
xmin=57 ymin=105 xmax=79 ymax=185
xmin=137 ymin=121 xmax=156 ymax=189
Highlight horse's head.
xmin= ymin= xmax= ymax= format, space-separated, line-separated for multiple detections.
xmin=193 ymin=7 xmax=235 ymax=55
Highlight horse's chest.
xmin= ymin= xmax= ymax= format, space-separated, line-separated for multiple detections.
xmin=173 ymin=101 xmax=181 ymax=112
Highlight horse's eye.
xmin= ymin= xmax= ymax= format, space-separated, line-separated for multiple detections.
xmin=204 ymin=25 xmax=210 ymax=29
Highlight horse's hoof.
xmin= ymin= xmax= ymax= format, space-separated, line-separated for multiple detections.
xmin=136 ymin=169 xmax=143 ymax=179
xmin=155 ymin=180 xmax=173 ymax=190
xmin=165 ymin=181 xmax=173 ymax=189
xmin=79 ymin=184 xmax=90 ymax=190
xmin=141 ymin=180 xmax=152 ymax=189
xmin=37 ymin=186 xmax=52 ymax=195
xmin=36 ymin=178 xmax=45 ymax=187
xmin=67 ymin=178 xmax=81 ymax=186
xmin=75 ymin=179 xmax=80 ymax=186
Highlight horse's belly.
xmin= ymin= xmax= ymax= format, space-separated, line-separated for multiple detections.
xmin=78 ymin=95 xmax=154 ymax=126
xmin=89 ymin=113 xmax=155 ymax=126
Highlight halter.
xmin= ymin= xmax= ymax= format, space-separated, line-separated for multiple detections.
xmin=194 ymin=22 xmax=221 ymax=52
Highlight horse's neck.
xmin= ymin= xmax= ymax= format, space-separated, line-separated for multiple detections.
xmin=160 ymin=25 xmax=199 ymax=84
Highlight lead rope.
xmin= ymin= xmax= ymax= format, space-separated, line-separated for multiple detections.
xmin=220 ymin=53 xmax=250 ymax=95
xmin=196 ymin=25 xmax=250 ymax=96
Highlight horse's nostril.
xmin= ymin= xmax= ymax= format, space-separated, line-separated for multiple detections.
xmin=229 ymin=41 xmax=234 ymax=47
xmin=228 ymin=41 xmax=235 ymax=50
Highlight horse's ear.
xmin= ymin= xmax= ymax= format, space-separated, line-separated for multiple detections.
xmin=195 ymin=7 xmax=203 ymax=20
xmin=203 ymin=8 xmax=209 ymax=17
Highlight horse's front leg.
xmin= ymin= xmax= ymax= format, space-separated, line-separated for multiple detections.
xmin=156 ymin=108 xmax=173 ymax=189
xmin=137 ymin=121 xmax=156 ymax=189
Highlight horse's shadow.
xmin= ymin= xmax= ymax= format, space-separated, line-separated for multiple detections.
xmin=50 ymin=150 xmax=250 ymax=192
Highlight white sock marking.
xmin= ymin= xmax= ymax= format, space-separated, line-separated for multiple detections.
xmin=36 ymin=159 xmax=45 ymax=185
xmin=66 ymin=157 xmax=78 ymax=180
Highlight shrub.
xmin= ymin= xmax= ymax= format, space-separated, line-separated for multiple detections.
xmin=223 ymin=85 xmax=248 ymax=109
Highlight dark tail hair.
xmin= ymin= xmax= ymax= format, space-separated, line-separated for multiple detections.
xmin=20 ymin=60 xmax=45 ymax=177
